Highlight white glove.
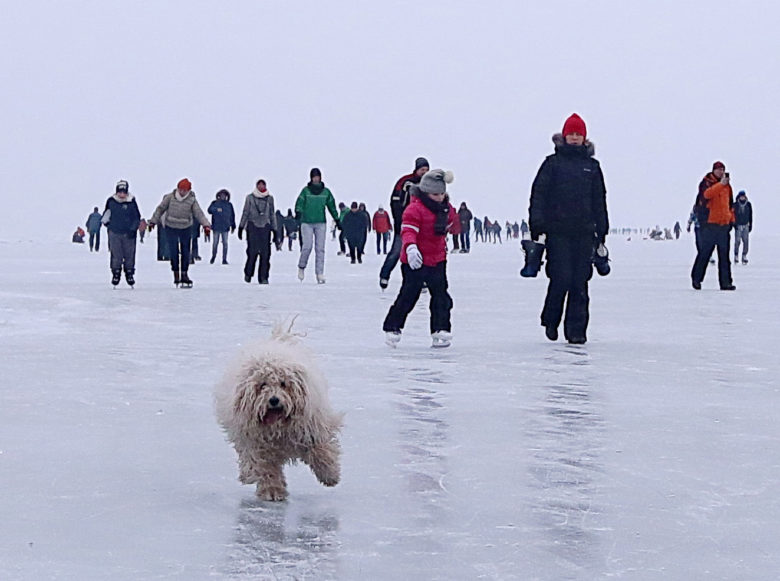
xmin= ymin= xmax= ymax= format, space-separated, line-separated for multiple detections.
xmin=406 ymin=244 xmax=423 ymax=270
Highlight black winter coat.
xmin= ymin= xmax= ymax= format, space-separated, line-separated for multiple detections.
xmin=529 ymin=136 xmax=609 ymax=240
xmin=390 ymin=172 xmax=422 ymax=235
xmin=104 ymin=196 xmax=141 ymax=235
xmin=734 ymin=200 xmax=753 ymax=228
xmin=458 ymin=208 xmax=473 ymax=231
xmin=341 ymin=211 xmax=368 ymax=245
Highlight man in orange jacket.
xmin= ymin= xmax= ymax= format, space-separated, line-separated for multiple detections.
xmin=691 ymin=161 xmax=736 ymax=290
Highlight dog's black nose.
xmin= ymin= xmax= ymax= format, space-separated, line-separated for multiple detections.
xmin=269 ymin=396 xmax=280 ymax=407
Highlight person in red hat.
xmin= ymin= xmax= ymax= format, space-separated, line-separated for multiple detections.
xmin=528 ymin=113 xmax=609 ymax=344
xmin=690 ymin=161 xmax=736 ymax=290
xmin=149 ymin=178 xmax=211 ymax=287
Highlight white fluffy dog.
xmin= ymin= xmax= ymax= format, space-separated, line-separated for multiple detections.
xmin=215 ymin=323 xmax=343 ymax=501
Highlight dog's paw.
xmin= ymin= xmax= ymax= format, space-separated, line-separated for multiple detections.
xmin=257 ymin=485 xmax=288 ymax=501
xmin=320 ymin=475 xmax=340 ymax=487
xmin=315 ymin=467 xmax=340 ymax=487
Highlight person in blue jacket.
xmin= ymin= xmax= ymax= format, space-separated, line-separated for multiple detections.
xmin=102 ymin=180 xmax=141 ymax=286
xmin=207 ymin=189 xmax=236 ymax=264
xmin=86 ymin=207 xmax=103 ymax=252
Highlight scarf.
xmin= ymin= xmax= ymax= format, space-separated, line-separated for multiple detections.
xmin=175 ymin=190 xmax=192 ymax=202
xmin=252 ymin=187 xmax=270 ymax=198
xmin=418 ymin=192 xmax=450 ymax=236
xmin=307 ymin=181 xmax=325 ymax=194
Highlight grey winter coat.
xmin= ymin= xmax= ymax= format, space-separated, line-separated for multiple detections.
xmin=239 ymin=191 xmax=277 ymax=230
xmin=150 ymin=191 xmax=210 ymax=230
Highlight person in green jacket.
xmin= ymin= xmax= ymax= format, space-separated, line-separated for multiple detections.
xmin=295 ymin=168 xmax=340 ymax=283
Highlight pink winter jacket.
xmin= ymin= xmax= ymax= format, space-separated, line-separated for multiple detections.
xmin=400 ymin=196 xmax=457 ymax=267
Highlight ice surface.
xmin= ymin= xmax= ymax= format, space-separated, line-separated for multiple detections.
xmin=1 ymin=234 xmax=779 ymax=580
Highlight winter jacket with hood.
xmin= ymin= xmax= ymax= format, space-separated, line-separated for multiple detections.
xmin=390 ymin=172 xmax=422 ymax=235
xmin=458 ymin=207 xmax=473 ymax=231
xmin=529 ymin=134 xmax=609 ymax=240
xmin=295 ymin=183 xmax=339 ymax=224
xmin=207 ymin=197 xmax=236 ymax=232
xmin=150 ymin=190 xmax=210 ymax=230
xmin=341 ymin=210 xmax=368 ymax=246
xmin=734 ymin=195 xmax=753 ymax=229
xmin=103 ymin=194 xmax=141 ymax=235
xmin=400 ymin=187 xmax=457 ymax=267
xmin=372 ymin=210 xmax=392 ymax=233
xmin=240 ymin=188 xmax=277 ymax=230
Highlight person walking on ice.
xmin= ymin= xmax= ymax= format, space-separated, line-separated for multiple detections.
xmin=383 ymin=169 xmax=457 ymax=349
xmin=528 ymin=113 xmax=609 ymax=344
xmin=102 ymin=180 xmax=141 ymax=287
xmin=733 ymin=190 xmax=753 ymax=264
xmin=295 ymin=168 xmax=340 ymax=284
xmin=148 ymin=178 xmax=211 ymax=287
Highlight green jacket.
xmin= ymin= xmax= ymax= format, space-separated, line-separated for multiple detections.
xmin=295 ymin=185 xmax=339 ymax=224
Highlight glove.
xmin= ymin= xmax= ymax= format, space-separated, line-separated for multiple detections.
xmin=237 ymin=227 xmax=243 ymax=240
xmin=406 ymin=244 xmax=423 ymax=270
xmin=231 ymin=226 xmax=235 ymax=234
xmin=686 ymin=225 xmax=691 ymax=232
xmin=148 ymin=222 xmax=155 ymax=232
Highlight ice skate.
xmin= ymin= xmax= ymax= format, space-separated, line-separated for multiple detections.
xmin=180 ymin=271 xmax=193 ymax=288
xmin=385 ymin=331 xmax=401 ymax=348
xmin=111 ymin=270 xmax=121 ymax=287
xmin=298 ymin=267 xmax=305 ymax=281
xmin=379 ymin=278 xmax=389 ymax=290
xmin=431 ymin=331 xmax=452 ymax=348
xmin=317 ymin=274 xmax=326 ymax=284
xmin=125 ymin=271 xmax=135 ymax=287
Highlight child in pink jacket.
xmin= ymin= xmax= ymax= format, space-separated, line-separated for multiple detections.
xmin=382 ymin=169 xmax=457 ymax=348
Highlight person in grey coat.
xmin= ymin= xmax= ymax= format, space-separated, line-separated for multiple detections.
xmin=149 ymin=178 xmax=211 ymax=287
xmin=238 ymin=179 xmax=277 ymax=284
xmin=86 ymin=207 xmax=103 ymax=252
xmin=102 ymin=180 xmax=141 ymax=286
xmin=733 ymin=190 xmax=753 ymax=264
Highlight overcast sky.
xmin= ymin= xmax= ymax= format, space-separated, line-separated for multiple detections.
xmin=2 ymin=0 xmax=777 ymax=238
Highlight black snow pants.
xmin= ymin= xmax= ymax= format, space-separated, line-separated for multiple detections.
xmin=383 ymin=262 xmax=453 ymax=334
xmin=245 ymin=223 xmax=272 ymax=282
xmin=541 ymin=233 xmax=594 ymax=341
xmin=691 ymin=224 xmax=732 ymax=288
xmin=166 ymin=226 xmax=192 ymax=274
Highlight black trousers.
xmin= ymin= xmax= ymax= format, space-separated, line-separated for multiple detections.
xmin=541 ymin=233 xmax=594 ymax=341
xmin=347 ymin=239 xmax=363 ymax=262
xmin=157 ymin=227 xmax=170 ymax=261
xmin=383 ymin=262 xmax=453 ymax=334
xmin=691 ymin=224 xmax=732 ymax=288
xmin=245 ymin=224 xmax=272 ymax=281
xmin=166 ymin=227 xmax=192 ymax=273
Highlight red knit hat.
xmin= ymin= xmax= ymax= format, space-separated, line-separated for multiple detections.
xmin=562 ymin=113 xmax=587 ymax=139
xmin=712 ymin=161 xmax=725 ymax=171
xmin=177 ymin=178 xmax=192 ymax=191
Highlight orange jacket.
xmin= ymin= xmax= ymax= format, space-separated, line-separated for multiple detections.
xmin=703 ymin=182 xmax=735 ymax=225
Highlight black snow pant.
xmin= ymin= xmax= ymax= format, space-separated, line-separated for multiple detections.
xmin=166 ymin=226 xmax=192 ymax=274
xmin=691 ymin=224 xmax=733 ymax=288
xmin=541 ymin=233 xmax=594 ymax=341
xmin=108 ymin=231 xmax=137 ymax=274
xmin=379 ymin=233 xmax=403 ymax=281
xmin=157 ymin=227 xmax=170 ymax=261
xmin=339 ymin=231 xmax=347 ymax=254
xmin=89 ymin=230 xmax=101 ymax=252
xmin=347 ymin=239 xmax=363 ymax=262
xmin=245 ymin=224 xmax=272 ymax=282
xmin=383 ymin=262 xmax=453 ymax=334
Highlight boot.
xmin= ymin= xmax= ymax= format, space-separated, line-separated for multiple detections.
xmin=125 ymin=270 xmax=135 ymax=287
xmin=520 ymin=239 xmax=545 ymax=277
xmin=180 ymin=271 xmax=193 ymax=287
xmin=545 ymin=325 xmax=558 ymax=341
xmin=111 ymin=270 xmax=121 ymax=286
xmin=173 ymin=269 xmax=181 ymax=286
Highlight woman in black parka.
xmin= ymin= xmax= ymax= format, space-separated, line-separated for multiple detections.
xmin=528 ymin=113 xmax=609 ymax=344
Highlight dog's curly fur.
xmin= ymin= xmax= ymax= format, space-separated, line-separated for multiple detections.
xmin=215 ymin=322 xmax=343 ymax=501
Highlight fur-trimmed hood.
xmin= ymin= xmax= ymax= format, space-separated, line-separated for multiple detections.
xmin=111 ymin=193 xmax=135 ymax=203
xmin=552 ymin=133 xmax=595 ymax=157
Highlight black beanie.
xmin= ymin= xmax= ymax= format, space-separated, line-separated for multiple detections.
xmin=415 ymin=157 xmax=430 ymax=171
xmin=310 ymin=167 xmax=322 ymax=180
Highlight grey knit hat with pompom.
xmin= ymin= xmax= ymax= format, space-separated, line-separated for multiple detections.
xmin=419 ymin=169 xmax=454 ymax=195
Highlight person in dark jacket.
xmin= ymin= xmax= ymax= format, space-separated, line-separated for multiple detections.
xmin=733 ymin=190 xmax=753 ymax=264
xmin=102 ymin=180 xmax=142 ymax=286
xmin=473 ymin=217 xmax=483 ymax=242
xmin=86 ymin=207 xmax=102 ymax=252
xmin=341 ymin=202 xmax=367 ymax=263
xmin=457 ymin=202 xmax=473 ymax=252
xmin=379 ymin=157 xmax=430 ymax=289
xmin=239 ymin=179 xmax=277 ymax=284
xmin=283 ymin=209 xmax=299 ymax=251
xmin=529 ymin=113 xmax=609 ymax=344
xmin=358 ymin=203 xmax=371 ymax=255
xmin=207 ymin=189 xmax=236 ymax=264
xmin=274 ymin=209 xmax=285 ymax=251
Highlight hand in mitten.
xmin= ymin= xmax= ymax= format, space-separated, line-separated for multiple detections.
xmin=237 ymin=227 xmax=243 ymax=240
xmin=406 ymin=244 xmax=423 ymax=270
xmin=204 ymin=226 xmax=211 ymax=237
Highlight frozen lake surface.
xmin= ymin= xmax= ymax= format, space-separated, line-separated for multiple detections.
xmin=1 ymin=233 xmax=779 ymax=580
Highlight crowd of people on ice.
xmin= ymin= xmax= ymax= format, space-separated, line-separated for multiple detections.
xmin=74 ymin=113 xmax=755 ymax=347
